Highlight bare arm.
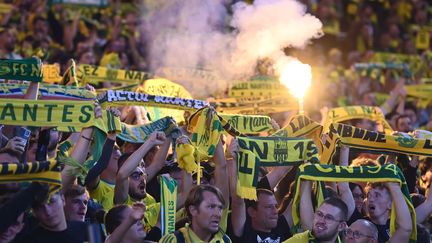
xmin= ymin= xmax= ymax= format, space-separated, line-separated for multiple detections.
xmin=338 ymin=145 xmax=355 ymax=219
xmin=213 ymin=137 xmax=229 ymax=204
xmin=105 ymin=203 xmax=145 ymax=243
xmin=387 ymin=182 xmax=413 ymax=243
xmin=265 ymin=166 xmax=293 ymax=190
xmin=114 ymin=132 xmax=165 ymax=205
xmin=227 ymin=139 xmax=246 ymax=237
xmin=145 ymin=138 xmax=170 ymax=182
xmin=23 ymin=81 xmax=39 ymax=100
xmin=415 ymin=184 xmax=432 ymax=224
xmin=299 ymin=179 xmax=314 ymax=231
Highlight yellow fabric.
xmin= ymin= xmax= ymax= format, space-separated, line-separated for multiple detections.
xmin=159 ymin=223 xmax=231 ymax=243
xmin=176 ymin=143 xmax=198 ymax=174
xmin=42 ymin=64 xmax=63 ymax=83
xmin=160 ymin=176 xmax=177 ymax=236
xmin=211 ymin=97 xmax=298 ymax=115
xmin=220 ymin=114 xmax=273 ymax=134
xmin=323 ymin=106 xmax=392 ymax=133
xmin=416 ymin=29 xmax=430 ymax=50
xmin=126 ymin=194 xmax=160 ymax=228
xmin=136 ymin=78 xmax=192 ymax=123
xmin=228 ymin=80 xmax=290 ymax=98
xmin=77 ymin=64 xmax=151 ymax=85
xmin=88 ymin=180 xmax=115 ymax=211
xmin=174 ymin=203 xmax=230 ymax=233
xmin=237 ymin=136 xmax=319 ymax=199
xmin=283 ymin=230 xmax=310 ymax=243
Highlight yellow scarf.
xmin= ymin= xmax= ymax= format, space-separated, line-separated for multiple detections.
xmin=0 ymin=83 xmax=95 ymax=100
xmin=77 ymin=64 xmax=152 ymax=85
xmin=211 ymin=97 xmax=298 ymax=115
xmin=160 ymin=176 xmax=177 ymax=236
xmin=220 ymin=114 xmax=274 ymax=134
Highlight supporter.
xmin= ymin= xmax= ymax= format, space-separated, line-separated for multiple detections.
xmin=344 ymin=219 xmax=378 ymax=243
xmin=105 ymin=203 xmax=147 ymax=243
xmin=63 ymin=184 xmax=90 ymax=222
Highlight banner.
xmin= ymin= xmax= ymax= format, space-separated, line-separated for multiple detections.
xmin=136 ymin=78 xmax=192 ymax=123
xmin=77 ymin=64 xmax=152 ymax=85
xmin=291 ymin=163 xmax=416 ymax=242
xmin=160 ymin=176 xmax=177 ymax=237
xmin=228 ymin=80 xmax=290 ymax=98
xmin=237 ymin=136 xmax=319 ymax=199
xmin=98 ymin=90 xmax=208 ymax=111
xmin=0 ymin=58 xmax=42 ymax=82
xmin=211 ymin=97 xmax=297 ymax=115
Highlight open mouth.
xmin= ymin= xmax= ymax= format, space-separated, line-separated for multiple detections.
xmin=368 ymin=204 xmax=376 ymax=212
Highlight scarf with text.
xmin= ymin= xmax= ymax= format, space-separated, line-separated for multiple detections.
xmin=0 ymin=57 xmax=42 ymax=82
xmin=237 ymin=136 xmax=319 ymax=199
xmin=77 ymin=64 xmax=152 ymax=85
xmin=228 ymin=80 xmax=290 ymax=98
xmin=324 ymin=106 xmax=392 ymax=133
xmin=42 ymin=64 xmax=62 ymax=83
xmin=220 ymin=114 xmax=273 ymax=134
xmin=291 ymin=163 xmax=416 ymax=242
xmin=211 ymin=97 xmax=298 ymax=115
xmin=118 ymin=116 xmax=181 ymax=143
xmin=160 ymin=176 xmax=177 ymax=237
xmin=0 ymin=160 xmax=62 ymax=194
xmin=98 ymin=90 xmax=208 ymax=111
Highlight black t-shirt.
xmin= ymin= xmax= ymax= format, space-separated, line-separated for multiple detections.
xmin=229 ymin=215 xmax=291 ymax=243
xmin=365 ymin=217 xmax=390 ymax=243
xmin=16 ymin=221 xmax=87 ymax=243
xmin=347 ymin=208 xmax=364 ymax=226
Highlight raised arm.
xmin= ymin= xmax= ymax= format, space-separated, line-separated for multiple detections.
xmin=386 ymin=182 xmax=412 ymax=243
xmin=415 ymin=184 xmax=432 ymax=224
xmin=299 ymin=179 xmax=314 ymax=230
xmin=338 ymin=145 xmax=355 ymax=219
xmin=145 ymin=137 xmax=171 ymax=182
xmin=227 ymin=139 xmax=246 ymax=237
xmin=213 ymin=137 xmax=229 ymax=204
xmin=114 ymin=132 xmax=165 ymax=205
xmin=105 ymin=203 xmax=145 ymax=243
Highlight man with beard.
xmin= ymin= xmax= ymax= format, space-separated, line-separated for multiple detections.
xmin=160 ymin=184 xmax=231 ymax=242
xmin=364 ymin=182 xmax=412 ymax=243
xmin=114 ymin=131 xmax=166 ymax=228
xmin=284 ymin=180 xmax=349 ymax=243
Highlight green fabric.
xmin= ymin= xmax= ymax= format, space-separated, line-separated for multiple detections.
xmin=0 ymin=57 xmax=42 ymax=82
xmin=118 ymin=116 xmax=180 ymax=143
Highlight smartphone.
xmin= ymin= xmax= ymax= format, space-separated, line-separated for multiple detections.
xmin=14 ymin=127 xmax=31 ymax=145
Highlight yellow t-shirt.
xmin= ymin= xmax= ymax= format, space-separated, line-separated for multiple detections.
xmin=126 ymin=194 xmax=160 ymax=228
xmin=89 ymin=180 xmax=115 ymax=211
xmin=159 ymin=223 xmax=231 ymax=243
xmin=283 ymin=230 xmax=310 ymax=243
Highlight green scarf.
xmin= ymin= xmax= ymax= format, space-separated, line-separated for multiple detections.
xmin=0 ymin=57 xmax=42 ymax=82
xmin=77 ymin=64 xmax=152 ymax=85
xmin=118 ymin=116 xmax=181 ymax=143
xmin=61 ymin=59 xmax=79 ymax=86
xmin=0 ymin=83 xmax=95 ymax=100
xmin=160 ymin=176 xmax=177 ymax=237
xmin=0 ymin=161 xmax=62 ymax=194
xmin=98 ymin=90 xmax=208 ymax=111
xmin=292 ymin=163 xmax=417 ymax=242
xmin=324 ymin=106 xmax=392 ymax=133
xmin=237 ymin=136 xmax=319 ymax=199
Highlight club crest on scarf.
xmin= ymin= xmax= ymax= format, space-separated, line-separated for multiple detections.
xmin=274 ymin=138 xmax=288 ymax=163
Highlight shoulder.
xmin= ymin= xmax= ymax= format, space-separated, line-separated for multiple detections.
xmin=283 ymin=230 xmax=310 ymax=243
xmin=159 ymin=232 xmax=179 ymax=243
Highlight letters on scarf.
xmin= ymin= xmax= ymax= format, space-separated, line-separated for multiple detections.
xmin=99 ymin=90 xmax=208 ymax=111
xmin=160 ymin=176 xmax=177 ymax=237
xmin=118 ymin=117 xmax=181 ymax=143
xmin=0 ymin=161 xmax=62 ymax=194
xmin=0 ymin=83 xmax=96 ymax=100
xmin=228 ymin=80 xmax=290 ymax=98
xmin=324 ymin=106 xmax=392 ymax=133
xmin=237 ymin=136 xmax=319 ymax=199
xmin=0 ymin=57 xmax=43 ymax=82
xmin=220 ymin=114 xmax=273 ymax=134
xmin=291 ymin=163 xmax=417 ymax=242
xmin=77 ymin=64 xmax=152 ymax=85
xmin=42 ymin=64 xmax=63 ymax=83
xmin=211 ymin=97 xmax=297 ymax=115
xmin=136 ymin=78 xmax=192 ymax=123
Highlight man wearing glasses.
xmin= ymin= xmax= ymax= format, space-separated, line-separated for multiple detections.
xmin=284 ymin=180 xmax=353 ymax=243
xmin=344 ymin=219 xmax=378 ymax=243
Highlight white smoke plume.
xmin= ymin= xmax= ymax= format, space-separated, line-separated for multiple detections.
xmin=142 ymin=0 xmax=322 ymax=98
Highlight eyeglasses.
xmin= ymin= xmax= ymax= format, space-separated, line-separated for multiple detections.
xmin=315 ymin=210 xmax=343 ymax=223
xmin=345 ymin=228 xmax=376 ymax=240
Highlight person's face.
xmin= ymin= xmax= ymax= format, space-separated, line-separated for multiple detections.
xmin=128 ymin=166 xmax=147 ymax=200
xmin=345 ymin=221 xmax=377 ymax=243
xmin=122 ymin=207 xmax=146 ymax=241
xmin=32 ymin=193 xmax=66 ymax=230
xmin=0 ymin=213 xmax=24 ymax=243
xmin=366 ymin=187 xmax=391 ymax=221
xmin=352 ymin=186 xmax=365 ymax=213
xmin=64 ymin=192 xmax=89 ymax=222
xmin=79 ymin=51 xmax=96 ymax=65
xmin=0 ymin=30 xmax=16 ymax=52
xmin=190 ymin=191 xmax=223 ymax=234
xmin=312 ymin=203 xmax=345 ymax=241
xmin=250 ymin=193 xmax=279 ymax=230
xmin=396 ymin=117 xmax=413 ymax=132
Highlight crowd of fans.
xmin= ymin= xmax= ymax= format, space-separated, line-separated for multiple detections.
xmin=0 ymin=0 xmax=431 ymax=243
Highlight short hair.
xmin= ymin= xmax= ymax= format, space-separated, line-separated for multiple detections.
xmin=105 ymin=205 xmax=129 ymax=234
xmin=365 ymin=182 xmax=388 ymax=195
xmin=320 ymin=196 xmax=348 ymax=221
xmin=246 ymin=188 xmax=274 ymax=209
xmin=351 ymin=156 xmax=379 ymax=167
xmin=63 ymin=184 xmax=87 ymax=199
xmin=184 ymin=184 xmax=225 ymax=221
xmin=357 ymin=219 xmax=378 ymax=239
xmin=395 ymin=114 xmax=411 ymax=126
xmin=419 ymin=158 xmax=432 ymax=176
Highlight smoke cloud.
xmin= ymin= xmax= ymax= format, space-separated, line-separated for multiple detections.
xmin=142 ymin=0 xmax=322 ymax=98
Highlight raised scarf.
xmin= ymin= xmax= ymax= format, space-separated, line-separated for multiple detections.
xmin=77 ymin=64 xmax=152 ymax=85
xmin=220 ymin=114 xmax=274 ymax=134
xmin=60 ymin=59 xmax=79 ymax=86
xmin=0 ymin=83 xmax=95 ymax=100
xmin=228 ymin=80 xmax=290 ymax=98
xmin=0 ymin=57 xmax=42 ymax=82
xmin=323 ymin=106 xmax=392 ymax=133
xmin=160 ymin=176 xmax=177 ymax=237
xmin=291 ymin=163 xmax=417 ymax=242
xmin=42 ymin=64 xmax=62 ymax=83
xmin=211 ymin=97 xmax=298 ymax=115
xmin=98 ymin=90 xmax=208 ymax=111
xmin=0 ymin=160 xmax=62 ymax=195
xmin=118 ymin=116 xmax=181 ymax=143
xmin=237 ymin=136 xmax=319 ymax=200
